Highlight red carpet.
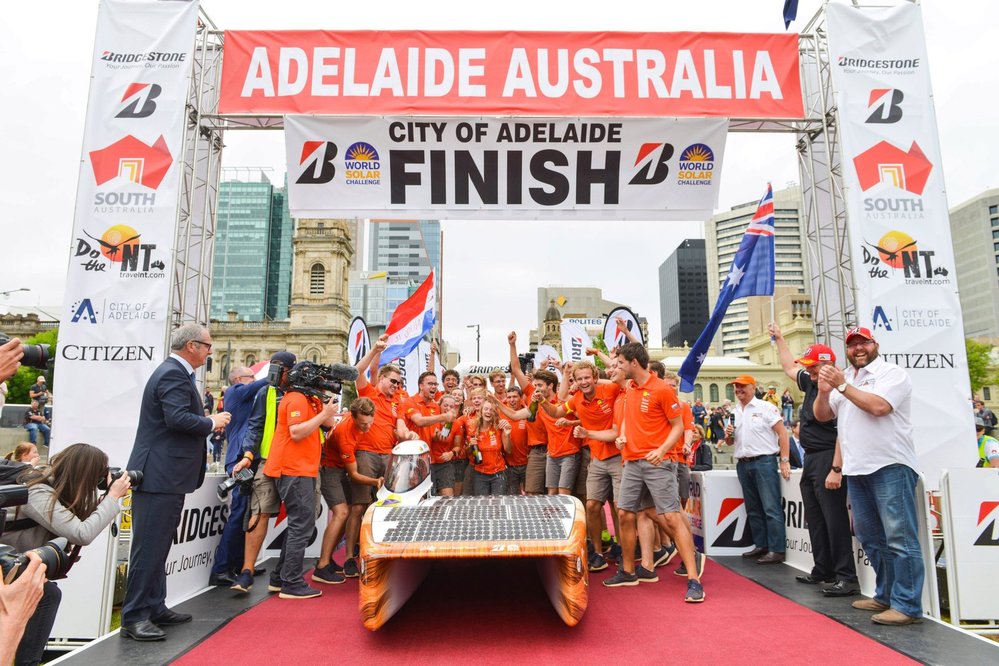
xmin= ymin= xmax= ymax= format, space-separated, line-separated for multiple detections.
xmin=175 ymin=556 xmax=916 ymax=666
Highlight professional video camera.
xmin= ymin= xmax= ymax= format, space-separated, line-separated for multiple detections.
xmin=286 ymin=361 xmax=359 ymax=402
xmin=0 ymin=332 xmax=50 ymax=370
xmin=217 ymin=467 xmax=254 ymax=501
xmin=96 ymin=467 xmax=143 ymax=491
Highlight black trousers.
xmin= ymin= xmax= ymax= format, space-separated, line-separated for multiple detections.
xmin=800 ymin=449 xmax=858 ymax=582
xmin=121 ymin=490 xmax=185 ymax=624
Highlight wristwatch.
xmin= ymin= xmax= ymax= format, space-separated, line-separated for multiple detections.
xmin=779 ymin=456 xmax=790 ymax=463
xmin=836 ymin=382 xmax=848 ymax=394
xmin=831 ymin=465 xmax=842 ymax=473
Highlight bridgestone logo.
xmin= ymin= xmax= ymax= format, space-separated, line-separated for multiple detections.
xmin=838 ymin=56 xmax=920 ymax=69
xmin=100 ymin=51 xmax=187 ymax=63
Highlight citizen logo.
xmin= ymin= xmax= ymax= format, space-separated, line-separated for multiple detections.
xmin=60 ymin=345 xmax=154 ymax=362
xmin=879 ymin=353 xmax=955 ymax=370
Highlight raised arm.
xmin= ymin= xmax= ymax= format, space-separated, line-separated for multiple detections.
xmin=768 ymin=322 xmax=799 ymax=381
xmin=507 ymin=331 xmax=529 ymax=390
xmin=355 ymin=334 xmax=388 ymax=391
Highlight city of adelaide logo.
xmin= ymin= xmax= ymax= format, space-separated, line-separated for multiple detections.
xmin=344 ymin=142 xmax=381 ymax=185
xmin=296 ymin=141 xmax=338 ymax=184
xmin=974 ymin=501 xmax=999 ymax=547
xmin=861 ymin=230 xmax=950 ymax=285
xmin=676 ymin=144 xmax=715 ymax=186
xmin=866 ymin=88 xmax=904 ymax=124
xmin=116 ymin=82 xmax=162 ymax=119
xmin=629 ymin=142 xmax=674 ymax=185
xmin=710 ymin=498 xmax=753 ymax=548
xmin=73 ymin=224 xmax=166 ymax=278
xmin=70 ymin=298 xmax=158 ymax=325
xmin=853 ymin=140 xmax=932 ymax=195
xmin=89 ymin=135 xmax=173 ymax=190
xmin=872 ymin=304 xmax=953 ymax=332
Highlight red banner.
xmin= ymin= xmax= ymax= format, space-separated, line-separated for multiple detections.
xmin=220 ymin=30 xmax=803 ymax=118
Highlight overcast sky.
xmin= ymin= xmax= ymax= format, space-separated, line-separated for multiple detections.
xmin=1 ymin=0 xmax=996 ymax=362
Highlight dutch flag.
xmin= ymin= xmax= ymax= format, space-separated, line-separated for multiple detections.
xmin=380 ymin=271 xmax=436 ymax=364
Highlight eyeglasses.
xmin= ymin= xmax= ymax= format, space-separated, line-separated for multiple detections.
xmin=846 ymin=339 xmax=875 ymax=349
xmin=387 ymin=378 xmax=402 ymax=387
xmin=191 ymin=340 xmax=213 ymax=351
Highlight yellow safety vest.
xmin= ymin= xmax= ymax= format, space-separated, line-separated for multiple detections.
xmin=260 ymin=387 xmax=278 ymax=459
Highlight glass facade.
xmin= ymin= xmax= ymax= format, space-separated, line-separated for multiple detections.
xmin=659 ymin=239 xmax=708 ymax=347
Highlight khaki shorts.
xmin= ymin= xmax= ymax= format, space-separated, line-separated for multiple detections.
xmin=525 ymin=446 xmax=548 ymax=494
xmin=546 ymin=452 xmax=581 ymax=491
xmin=619 ymin=459 xmax=681 ymax=515
xmin=506 ymin=464 xmax=527 ymax=495
xmin=352 ymin=451 xmax=389 ymax=505
xmin=249 ymin=462 xmax=280 ymax=516
xmin=586 ymin=454 xmax=623 ymax=503
xmin=320 ymin=466 xmax=351 ymax=507
xmin=573 ymin=447 xmax=590 ymax=499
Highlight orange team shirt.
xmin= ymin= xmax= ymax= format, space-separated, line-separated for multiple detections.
xmin=322 ymin=414 xmax=363 ymax=469
xmin=357 ymin=383 xmax=401 ymax=454
xmin=622 ymin=374 xmax=682 ymax=462
xmin=565 ymin=383 xmax=622 ymax=460
xmin=404 ymin=394 xmax=441 ymax=444
xmin=505 ymin=416 xmax=530 ymax=466
xmin=522 ymin=383 xmax=549 ymax=447
xmin=430 ymin=418 xmax=458 ymax=464
xmin=674 ymin=401 xmax=696 ymax=463
xmin=537 ymin=403 xmax=580 ymax=458
xmin=264 ymin=392 xmax=324 ymax=478
xmin=453 ymin=413 xmax=478 ymax=458
xmin=473 ymin=427 xmax=507 ymax=475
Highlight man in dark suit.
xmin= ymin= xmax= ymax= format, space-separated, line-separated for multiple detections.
xmin=121 ymin=323 xmax=231 ymax=641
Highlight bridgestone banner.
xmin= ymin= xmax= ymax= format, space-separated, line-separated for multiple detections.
xmin=940 ymin=468 xmax=999 ymax=623
xmin=221 ymin=30 xmax=803 ymax=118
xmin=826 ymin=2 xmax=974 ymax=489
xmin=52 ymin=0 xmax=199 ymax=639
xmin=285 ymin=115 xmax=727 ymax=220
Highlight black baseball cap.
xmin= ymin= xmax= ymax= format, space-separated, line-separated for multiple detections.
xmin=270 ymin=351 xmax=297 ymax=368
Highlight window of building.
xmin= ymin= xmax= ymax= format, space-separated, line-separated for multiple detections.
xmin=983 ymin=387 xmax=991 ymax=401
xmin=245 ymin=354 xmax=256 ymax=366
xmin=989 ymin=204 xmax=997 ymax=215
xmin=725 ymin=384 xmax=735 ymax=401
xmin=709 ymin=383 xmax=719 ymax=403
xmin=694 ymin=383 xmax=703 ymax=401
xmin=310 ymin=263 xmax=325 ymax=294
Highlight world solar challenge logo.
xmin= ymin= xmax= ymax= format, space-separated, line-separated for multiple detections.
xmin=344 ymin=142 xmax=381 ymax=185
xmin=676 ymin=143 xmax=715 ymax=186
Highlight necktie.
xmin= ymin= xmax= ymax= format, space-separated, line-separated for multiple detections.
xmin=190 ymin=372 xmax=197 ymax=386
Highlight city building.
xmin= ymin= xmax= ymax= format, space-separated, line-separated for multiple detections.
xmin=347 ymin=271 xmax=416 ymax=335
xmin=704 ymin=185 xmax=809 ymax=358
xmin=210 ymin=176 xmax=294 ymax=322
xmin=528 ymin=286 xmax=648 ymax=351
xmin=950 ymin=188 xmax=999 ymax=339
xmin=659 ymin=238 xmax=708 ymax=347
xmin=368 ymin=219 xmax=442 ymax=282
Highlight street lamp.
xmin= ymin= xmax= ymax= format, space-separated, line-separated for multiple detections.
xmin=466 ymin=324 xmax=480 ymax=362
xmin=0 ymin=287 xmax=29 ymax=298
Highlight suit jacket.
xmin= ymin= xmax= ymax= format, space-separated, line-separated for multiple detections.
xmin=127 ymin=357 xmax=214 ymax=494
xmin=788 ymin=436 xmax=804 ymax=469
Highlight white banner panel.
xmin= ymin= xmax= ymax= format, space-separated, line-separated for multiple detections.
xmin=826 ymin=2 xmax=975 ymax=489
xmin=164 ymin=477 xmax=228 ymax=606
xmin=49 ymin=0 xmax=199 ymax=640
xmin=260 ymin=494 xmax=328 ymax=561
xmin=603 ymin=306 xmax=644 ymax=348
xmin=560 ymin=320 xmax=592 ymax=364
xmin=941 ymin=468 xmax=999 ymax=622
xmin=285 ymin=116 xmax=727 ymax=220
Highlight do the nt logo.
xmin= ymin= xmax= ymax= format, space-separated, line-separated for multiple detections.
xmin=297 ymin=142 xmax=338 ymax=184
xmin=866 ymin=89 xmax=904 ymax=124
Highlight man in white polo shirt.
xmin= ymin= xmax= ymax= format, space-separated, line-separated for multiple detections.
xmin=813 ymin=326 xmax=924 ymax=627
xmin=723 ymin=375 xmax=791 ymax=564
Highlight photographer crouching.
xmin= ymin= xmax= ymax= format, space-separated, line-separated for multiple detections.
xmin=1 ymin=443 xmax=131 ymax=665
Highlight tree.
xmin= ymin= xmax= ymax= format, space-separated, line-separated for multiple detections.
xmin=966 ymin=338 xmax=997 ymax=396
xmin=5 ymin=329 xmax=58 ymax=404
xmin=589 ymin=334 xmax=609 ymax=370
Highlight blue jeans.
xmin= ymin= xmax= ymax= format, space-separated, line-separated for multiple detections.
xmin=24 ymin=422 xmax=50 ymax=446
xmin=848 ymin=463 xmax=924 ymax=617
xmin=212 ymin=486 xmax=248 ymax=576
xmin=736 ymin=455 xmax=786 ymax=553
xmin=472 ymin=470 xmax=507 ymax=496
xmin=781 ymin=405 xmax=793 ymax=426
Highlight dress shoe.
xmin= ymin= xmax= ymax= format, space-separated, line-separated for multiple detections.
xmin=121 ymin=619 xmax=166 ymax=641
xmin=209 ymin=571 xmax=236 ymax=587
xmin=796 ymin=573 xmax=834 ymax=585
xmin=741 ymin=547 xmax=768 ymax=559
xmin=872 ymin=609 xmax=923 ymax=626
xmin=822 ymin=580 xmax=860 ymax=597
xmin=150 ymin=609 xmax=193 ymax=626
xmin=853 ymin=598 xmax=890 ymax=611
xmin=756 ymin=551 xmax=785 ymax=564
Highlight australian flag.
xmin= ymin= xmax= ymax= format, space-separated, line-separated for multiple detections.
xmin=679 ymin=184 xmax=776 ymax=392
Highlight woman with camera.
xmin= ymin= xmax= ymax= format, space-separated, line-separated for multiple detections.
xmin=1 ymin=443 xmax=129 ymax=665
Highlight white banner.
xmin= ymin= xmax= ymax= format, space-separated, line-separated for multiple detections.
xmin=50 ymin=0 xmax=199 ymax=640
xmin=285 ymin=115 xmax=727 ymax=220
xmin=395 ymin=340 xmax=431 ymax=397
xmin=826 ymin=2 xmax=975 ymax=489
xmin=260 ymin=494 xmax=328 ymax=561
xmin=603 ymin=306 xmax=644 ymax=349
xmin=164 ymin=477 xmax=228 ymax=606
xmin=347 ymin=316 xmax=371 ymax=381
xmin=560 ymin=320 xmax=592 ymax=364
xmin=941 ymin=468 xmax=999 ymax=622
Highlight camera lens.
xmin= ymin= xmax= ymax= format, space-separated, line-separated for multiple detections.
xmin=20 ymin=344 xmax=50 ymax=369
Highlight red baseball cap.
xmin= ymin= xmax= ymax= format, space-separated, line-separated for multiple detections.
xmin=796 ymin=344 xmax=836 ymax=366
xmin=846 ymin=326 xmax=876 ymax=344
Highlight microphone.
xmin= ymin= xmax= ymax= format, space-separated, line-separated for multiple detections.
xmin=327 ymin=363 xmax=360 ymax=382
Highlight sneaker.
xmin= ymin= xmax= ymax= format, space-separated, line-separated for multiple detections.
xmin=342 ymin=557 xmax=359 ymax=578
xmin=653 ymin=544 xmax=678 ymax=568
xmin=328 ymin=559 xmax=343 ymax=574
xmin=587 ymin=539 xmax=596 ymax=557
xmin=603 ymin=570 xmax=639 ymax=587
xmin=685 ymin=579 xmax=705 ymax=603
xmin=230 ymin=569 xmax=253 ymax=594
xmin=279 ymin=584 xmax=323 ymax=600
xmin=312 ymin=564 xmax=346 ymax=585
xmin=674 ymin=552 xmax=706 ymax=578
xmin=607 ymin=542 xmax=622 ymax=562
xmin=588 ymin=553 xmax=609 ymax=572
xmin=267 ymin=576 xmax=284 ymax=593
xmin=635 ymin=565 xmax=659 ymax=583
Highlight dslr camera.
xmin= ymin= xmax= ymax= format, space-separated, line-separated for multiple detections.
xmin=0 ymin=537 xmax=72 ymax=583
xmin=97 ymin=467 xmax=143 ymax=491
xmin=0 ymin=332 xmax=50 ymax=370
xmin=287 ymin=361 xmax=358 ymax=402
xmin=217 ymin=467 xmax=254 ymax=501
